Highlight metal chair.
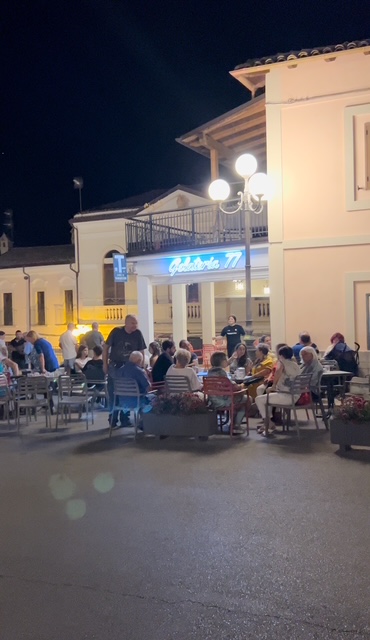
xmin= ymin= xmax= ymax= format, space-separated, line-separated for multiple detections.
xmin=87 ymin=378 xmax=109 ymax=407
xmin=165 ymin=375 xmax=192 ymax=394
xmin=203 ymin=376 xmax=249 ymax=437
xmin=15 ymin=376 xmax=53 ymax=431
xmin=109 ymin=378 xmax=142 ymax=438
xmin=320 ymin=359 xmax=339 ymax=370
xmin=266 ymin=374 xmax=319 ymax=438
xmin=56 ymin=374 xmax=94 ymax=430
xmin=0 ymin=374 xmax=13 ymax=426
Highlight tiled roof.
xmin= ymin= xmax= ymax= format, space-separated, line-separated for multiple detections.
xmin=0 ymin=245 xmax=75 ymax=269
xmin=235 ymin=39 xmax=370 ymax=70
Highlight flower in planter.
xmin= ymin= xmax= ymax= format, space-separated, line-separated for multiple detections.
xmin=334 ymin=395 xmax=370 ymax=423
xmin=152 ymin=393 xmax=209 ymax=416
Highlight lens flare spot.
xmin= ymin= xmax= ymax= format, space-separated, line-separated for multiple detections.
xmin=49 ymin=474 xmax=76 ymax=501
xmin=93 ymin=472 xmax=115 ymax=494
xmin=66 ymin=499 xmax=86 ymax=520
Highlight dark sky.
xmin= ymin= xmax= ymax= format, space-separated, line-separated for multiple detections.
xmin=1 ymin=0 xmax=369 ymax=247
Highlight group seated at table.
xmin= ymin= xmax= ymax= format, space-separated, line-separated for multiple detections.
xmin=207 ymin=351 xmax=251 ymax=435
xmin=166 ymin=348 xmax=202 ymax=392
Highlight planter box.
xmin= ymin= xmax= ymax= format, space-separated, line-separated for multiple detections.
xmin=142 ymin=411 xmax=218 ymax=438
xmin=330 ymin=417 xmax=370 ymax=452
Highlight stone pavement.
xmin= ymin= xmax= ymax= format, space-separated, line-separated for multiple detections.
xmin=0 ymin=410 xmax=369 ymax=639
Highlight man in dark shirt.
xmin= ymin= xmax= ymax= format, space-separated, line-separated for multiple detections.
xmin=220 ymin=316 xmax=246 ymax=357
xmin=10 ymin=330 xmax=27 ymax=369
xmin=152 ymin=340 xmax=176 ymax=383
xmin=103 ymin=315 xmax=147 ymax=426
xmin=82 ymin=322 xmax=105 ymax=357
xmin=82 ymin=346 xmax=105 ymax=385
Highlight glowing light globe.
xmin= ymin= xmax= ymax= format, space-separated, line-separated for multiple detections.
xmin=235 ymin=153 xmax=257 ymax=178
xmin=208 ymin=179 xmax=230 ymax=202
xmin=249 ymin=172 xmax=270 ymax=201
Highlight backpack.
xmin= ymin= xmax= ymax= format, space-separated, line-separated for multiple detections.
xmin=331 ymin=344 xmax=358 ymax=376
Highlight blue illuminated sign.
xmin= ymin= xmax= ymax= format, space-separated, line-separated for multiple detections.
xmin=165 ymin=250 xmax=244 ymax=277
xmin=113 ymin=254 xmax=128 ymax=282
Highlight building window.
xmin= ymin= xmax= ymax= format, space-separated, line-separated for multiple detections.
xmin=36 ymin=291 xmax=46 ymax=325
xmin=103 ymin=252 xmax=125 ymax=305
xmin=64 ymin=290 xmax=74 ymax=324
xmin=186 ymin=283 xmax=199 ymax=303
xmin=3 ymin=293 xmax=13 ymax=326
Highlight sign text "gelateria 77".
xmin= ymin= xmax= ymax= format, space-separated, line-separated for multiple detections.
xmin=167 ymin=251 xmax=243 ymax=276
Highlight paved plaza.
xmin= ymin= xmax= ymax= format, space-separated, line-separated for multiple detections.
xmin=0 ymin=412 xmax=369 ymax=639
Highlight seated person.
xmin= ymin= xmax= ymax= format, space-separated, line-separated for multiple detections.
xmin=82 ymin=346 xmax=105 ymax=388
xmin=323 ymin=332 xmax=358 ymax=375
xmin=256 ymin=343 xmax=287 ymax=397
xmin=0 ymin=353 xmax=20 ymax=377
xmin=166 ymin=348 xmax=202 ymax=392
xmin=148 ymin=341 xmax=161 ymax=369
xmin=227 ymin=342 xmax=252 ymax=376
xmin=177 ymin=340 xmax=198 ymax=368
xmin=248 ymin=343 xmax=275 ymax=400
xmin=207 ymin=351 xmax=250 ymax=435
xmin=292 ymin=332 xmax=319 ymax=363
xmin=300 ymin=347 xmax=323 ymax=395
xmin=152 ymin=340 xmax=176 ymax=383
xmin=255 ymin=345 xmax=301 ymax=436
xmin=74 ymin=344 xmax=92 ymax=372
xmin=111 ymin=352 xmax=154 ymax=428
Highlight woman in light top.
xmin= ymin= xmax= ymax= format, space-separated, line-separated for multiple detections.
xmin=300 ymin=346 xmax=323 ymax=394
xmin=165 ymin=348 xmax=202 ymax=392
xmin=255 ymin=345 xmax=300 ymax=436
xmin=148 ymin=341 xmax=161 ymax=369
xmin=74 ymin=345 xmax=91 ymax=372
xmin=227 ymin=343 xmax=252 ymax=376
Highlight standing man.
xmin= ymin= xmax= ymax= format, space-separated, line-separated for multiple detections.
xmin=59 ymin=323 xmax=78 ymax=373
xmin=82 ymin=322 xmax=105 ymax=357
xmin=103 ymin=315 xmax=147 ymax=427
xmin=10 ymin=330 xmax=26 ymax=369
xmin=220 ymin=315 xmax=246 ymax=358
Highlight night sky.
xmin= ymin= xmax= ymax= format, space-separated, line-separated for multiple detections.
xmin=1 ymin=0 xmax=368 ymax=247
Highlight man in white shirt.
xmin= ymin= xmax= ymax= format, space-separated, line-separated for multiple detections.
xmin=0 ymin=331 xmax=7 ymax=356
xmin=59 ymin=323 xmax=78 ymax=372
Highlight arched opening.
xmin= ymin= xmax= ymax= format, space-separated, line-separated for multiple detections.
xmin=103 ymin=251 xmax=125 ymax=305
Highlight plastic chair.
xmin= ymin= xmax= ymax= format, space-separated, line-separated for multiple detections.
xmin=0 ymin=374 xmax=12 ymax=426
xmin=266 ymin=374 xmax=319 ymax=438
xmin=109 ymin=378 xmax=142 ymax=439
xmin=56 ymin=374 xmax=94 ymax=430
xmin=202 ymin=344 xmax=216 ymax=370
xmin=165 ymin=375 xmax=192 ymax=394
xmin=203 ymin=376 xmax=249 ymax=437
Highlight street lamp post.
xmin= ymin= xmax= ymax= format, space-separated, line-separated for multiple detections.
xmin=208 ymin=153 xmax=271 ymax=336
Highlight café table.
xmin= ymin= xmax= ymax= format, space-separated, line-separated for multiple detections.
xmin=321 ymin=370 xmax=353 ymax=410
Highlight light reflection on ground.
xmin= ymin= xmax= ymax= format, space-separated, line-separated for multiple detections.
xmin=66 ymin=499 xmax=87 ymax=520
xmin=93 ymin=472 xmax=115 ymax=494
xmin=49 ymin=474 xmax=76 ymax=501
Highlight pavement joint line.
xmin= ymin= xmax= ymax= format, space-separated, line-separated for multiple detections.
xmin=0 ymin=573 xmax=368 ymax=636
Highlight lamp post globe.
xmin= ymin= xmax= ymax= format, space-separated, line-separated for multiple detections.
xmin=208 ymin=178 xmax=231 ymax=202
xmin=235 ymin=153 xmax=258 ymax=179
xmin=249 ymin=172 xmax=270 ymax=201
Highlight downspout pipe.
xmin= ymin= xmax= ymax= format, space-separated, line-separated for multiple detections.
xmin=22 ymin=267 xmax=31 ymax=331
xmin=69 ymin=224 xmax=80 ymax=324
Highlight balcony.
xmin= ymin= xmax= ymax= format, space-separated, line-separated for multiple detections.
xmin=126 ymin=201 xmax=268 ymax=256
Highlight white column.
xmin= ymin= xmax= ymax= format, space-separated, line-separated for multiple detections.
xmin=137 ymin=276 xmax=154 ymax=345
xmin=171 ymin=283 xmax=187 ymax=347
xmin=201 ymin=282 xmax=215 ymax=345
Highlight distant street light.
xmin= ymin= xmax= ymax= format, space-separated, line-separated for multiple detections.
xmin=73 ymin=177 xmax=84 ymax=212
xmin=208 ymin=153 xmax=271 ymax=335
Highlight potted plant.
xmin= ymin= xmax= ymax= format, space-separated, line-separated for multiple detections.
xmin=330 ymin=396 xmax=370 ymax=453
xmin=142 ymin=393 xmax=218 ymax=439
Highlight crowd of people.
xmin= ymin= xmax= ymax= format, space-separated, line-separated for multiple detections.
xmin=0 ymin=313 xmax=359 ymax=435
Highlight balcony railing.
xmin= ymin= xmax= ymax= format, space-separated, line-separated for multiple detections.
xmin=126 ymin=201 xmax=268 ymax=256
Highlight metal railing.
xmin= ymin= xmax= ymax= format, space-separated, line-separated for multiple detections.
xmin=126 ymin=201 xmax=268 ymax=256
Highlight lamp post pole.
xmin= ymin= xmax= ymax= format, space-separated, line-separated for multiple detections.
xmin=243 ymin=191 xmax=253 ymax=336
xmin=208 ymin=153 xmax=271 ymax=337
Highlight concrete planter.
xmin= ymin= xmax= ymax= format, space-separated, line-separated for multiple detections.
xmin=330 ymin=417 xmax=370 ymax=453
xmin=142 ymin=411 xmax=218 ymax=438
